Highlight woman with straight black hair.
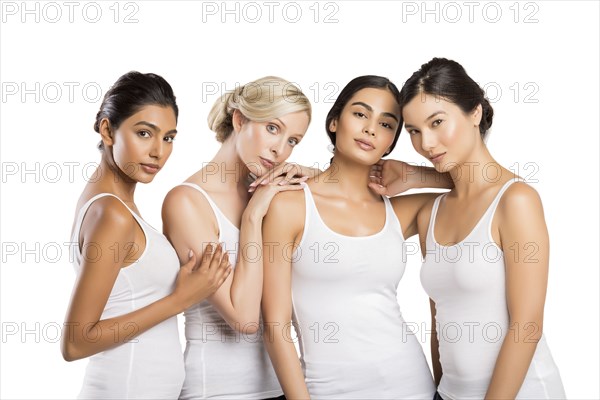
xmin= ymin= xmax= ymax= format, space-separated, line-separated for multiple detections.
xmin=61 ymin=71 xmax=231 ymax=399
xmin=261 ymin=75 xmax=453 ymax=398
xmin=378 ymin=58 xmax=566 ymax=399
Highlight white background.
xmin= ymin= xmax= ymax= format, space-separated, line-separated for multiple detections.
xmin=1 ymin=1 xmax=598 ymax=398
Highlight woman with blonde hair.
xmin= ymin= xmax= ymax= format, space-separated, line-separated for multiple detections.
xmin=162 ymin=76 xmax=315 ymax=399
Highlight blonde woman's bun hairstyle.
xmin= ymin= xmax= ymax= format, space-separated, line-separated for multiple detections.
xmin=207 ymin=76 xmax=311 ymax=142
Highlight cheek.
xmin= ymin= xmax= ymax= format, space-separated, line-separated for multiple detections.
xmin=112 ymin=135 xmax=135 ymax=163
xmin=409 ymin=135 xmax=421 ymax=152
xmin=439 ymin=121 xmax=461 ymax=146
xmin=164 ymin=143 xmax=174 ymax=160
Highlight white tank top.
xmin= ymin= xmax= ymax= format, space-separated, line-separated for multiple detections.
xmin=177 ymin=183 xmax=282 ymax=399
xmin=71 ymin=193 xmax=184 ymax=399
xmin=291 ymin=185 xmax=435 ymax=399
xmin=420 ymin=179 xmax=566 ymax=399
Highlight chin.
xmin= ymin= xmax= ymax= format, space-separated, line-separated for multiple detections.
xmin=137 ymin=176 xmax=156 ymax=184
xmin=246 ymin=162 xmax=265 ymax=177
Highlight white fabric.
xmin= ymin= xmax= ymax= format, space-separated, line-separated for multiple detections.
xmin=290 ymin=185 xmax=436 ymax=399
xmin=177 ymin=183 xmax=282 ymax=399
xmin=421 ymin=179 xmax=566 ymax=399
xmin=71 ymin=193 xmax=184 ymax=399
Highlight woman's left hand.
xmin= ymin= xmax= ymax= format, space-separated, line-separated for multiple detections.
xmin=248 ymin=162 xmax=321 ymax=193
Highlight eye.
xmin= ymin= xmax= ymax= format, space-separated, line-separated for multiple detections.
xmin=353 ymin=112 xmax=367 ymax=118
xmin=164 ymin=136 xmax=175 ymax=143
xmin=288 ymin=137 xmax=300 ymax=147
xmin=432 ymin=119 xmax=443 ymax=127
xmin=138 ymin=130 xmax=151 ymax=138
xmin=380 ymin=122 xmax=395 ymax=130
xmin=266 ymin=124 xmax=279 ymax=134
xmin=407 ymin=128 xmax=420 ymax=136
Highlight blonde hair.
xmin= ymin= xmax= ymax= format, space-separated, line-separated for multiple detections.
xmin=207 ymin=76 xmax=311 ymax=142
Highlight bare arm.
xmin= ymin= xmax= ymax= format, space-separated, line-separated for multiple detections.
xmin=369 ymin=159 xmax=453 ymax=196
xmin=262 ymin=192 xmax=310 ymax=399
xmin=484 ymin=183 xmax=549 ymax=399
xmin=371 ymin=159 xmax=450 ymax=240
xmin=163 ymin=179 xmax=303 ymax=334
xmin=62 ymin=197 xmax=230 ymax=361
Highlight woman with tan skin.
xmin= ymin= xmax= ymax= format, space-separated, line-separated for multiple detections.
xmin=61 ymin=71 xmax=231 ymax=399
xmin=378 ymin=58 xmax=566 ymax=399
xmin=261 ymin=75 xmax=452 ymax=399
xmin=162 ymin=77 xmax=315 ymax=399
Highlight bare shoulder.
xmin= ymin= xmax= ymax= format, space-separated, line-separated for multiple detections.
xmin=79 ymin=195 xmax=137 ymax=246
xmin=269 ymin=190 xmax=304 ymax=213
xmin=498 ymin=181 xmax=544 ymax=216
xmin=390 ymin=191 xmax=442 ymax=214
xmin=162 ymin=184 xmax=215 ymax=222
xmin=83 ymin=195 xmax=135 ymax=231
xmin=264 ymin=188 xmax=306 ymax=239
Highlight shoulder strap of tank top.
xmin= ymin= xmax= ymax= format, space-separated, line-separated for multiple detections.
xmin=426 ymin=193 xmax=447 ymax=244
xmin=177 ymin=182 xmax=224 ymax=238
xmin=382 ymin=195 xmax=404 ymax=240
xmin=71 ymin=193 xmax=148 ymax=256
xmin=481 ymin=178 xmax=524 ymax=225
xmin=301 ymin=183 xmax=315 ymax=226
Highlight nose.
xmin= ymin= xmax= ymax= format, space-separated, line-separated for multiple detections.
xmin=363 ymin=120 xmax=377 ymax=137
xmin=270 ymin=136 xmax=287 ymax=160
xmin=149 ymin=138 xmax=164 ymax=159
xmin=420 ymin=130 xmax=438 ymax=152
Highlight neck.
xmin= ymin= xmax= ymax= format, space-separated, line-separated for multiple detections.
xmin=205 ymin=136 xmax=251 ymax=190
xmin=94 ymin=156 xmax=137 ymax=203
xmin=449 ymin=141 xmax=500 ymax=197
xmin=320 ymin=153 xmax=378 ymax=201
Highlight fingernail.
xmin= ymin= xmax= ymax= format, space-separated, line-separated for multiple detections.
xmin=188 ymin=250 xmax=193 ymax=258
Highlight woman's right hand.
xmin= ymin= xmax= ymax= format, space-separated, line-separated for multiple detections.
xmin=244 ymin=175 xmax=306 ymax=222
xmin=172 ymin=243 xmax=232 ymax=311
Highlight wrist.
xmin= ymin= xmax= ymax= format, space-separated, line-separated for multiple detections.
xmin=242 ymin=209 xmax=263 ymax=226
xmin=166 ymin=291 xmax=187 ymax=314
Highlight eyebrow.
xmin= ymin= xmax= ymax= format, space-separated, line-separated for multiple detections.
xmin=273 ymin=118 xmax=286 ymax=129
xmin=351 ymin=101 xmax=399 ymax=122
xmin=134 ymin=121 xmax=177 ymax=135
xmin=404 ymin=111 xmax=446 ymax=129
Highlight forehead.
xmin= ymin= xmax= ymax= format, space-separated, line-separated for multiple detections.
xmin=125 ymin=105 xmax=177 ymax=125
xmin=402 ymin=93 xmax=459 ymax=121
xmin=274 ymin=110 xmax=310 ymax=130
xmin=346 ymin=87 xmax=400 ymax=115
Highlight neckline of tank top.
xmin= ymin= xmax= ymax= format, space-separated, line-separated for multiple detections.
xmin=178 ymin=182 xmax=240 ymax=232
xmin=431 ymin=178 xmax=521 ymax=248
xmin=303 ymin=184 xmax=393 ymax=240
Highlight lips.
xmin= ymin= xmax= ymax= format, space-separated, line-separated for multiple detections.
xmin=140 ymin=163 xmax=160 ymax=174
xmin=259 ymin=157 xmax=276 ymax=169
xmin=429 ymin=152 xmax=446 ymax=163
xmin=354 ymin=139 xmax=375 ymax=151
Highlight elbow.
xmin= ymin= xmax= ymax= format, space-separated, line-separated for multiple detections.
xmin=61 ymin=340 xmax=82 ymax=362
xmin=510 ymin=316 xmax=544 ymax=344
xmin=231 ymin=319 xmax=261 ymax=334
xmin=61 ymin=325 xmax=87 ymax=362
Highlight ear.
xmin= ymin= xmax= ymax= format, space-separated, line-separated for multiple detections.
xmin=328 ymin=118 xmax=338 ymax=133
xmin=99 ymin=118 xmax=114 ymax=147
xmin=472 ymin=104 xmax=483 ymax=127
xmin=232 ymin=109 xmax=245 ymax=133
